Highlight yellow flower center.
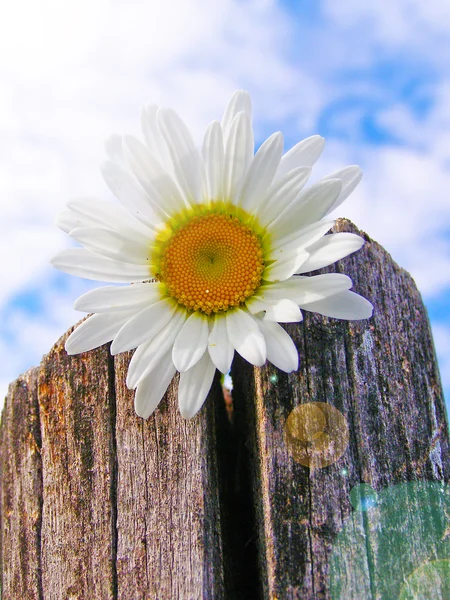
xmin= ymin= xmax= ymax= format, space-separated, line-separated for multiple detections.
xmin=154 ymin=211 xmax=265 ymax=315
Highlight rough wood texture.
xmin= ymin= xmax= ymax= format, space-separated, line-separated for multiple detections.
xmin=231 ymin=219 xmax=450 ymax=599
xmin=1 ymin=219 xmax=449 ymax=599
xmin=38 ymin=330 xmax=117 ymax=599
xmin=113 ymin=353 xmax=226 ymax=598
xmin=0 ymin=369 xmax=42 ymax=600
xmin=1 ymin=330 xmax=226 ymax=599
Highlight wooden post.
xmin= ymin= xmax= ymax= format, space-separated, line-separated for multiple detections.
xmin=231 ymin=219 xmax=450 ymax=599
xmin=1 ymin=219 xmax=449 ymax=599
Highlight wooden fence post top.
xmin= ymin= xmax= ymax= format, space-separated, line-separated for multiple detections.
xmin=1 ymin=219 xmax=449 ymax=599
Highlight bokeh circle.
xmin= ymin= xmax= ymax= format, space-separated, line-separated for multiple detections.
xmin=284 ymin=402 xmax=349 ymax=468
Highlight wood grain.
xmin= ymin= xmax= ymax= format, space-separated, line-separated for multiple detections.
xmin=0 ymin=368 xmax=42 ymax=600
xmin=113 ymin=353 xmax=226 ymax=599
xmin=38 ymin=327 xmax=117 ymax=599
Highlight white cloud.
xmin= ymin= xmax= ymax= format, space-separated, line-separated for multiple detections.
xmin=376 ymin=81 xmax=450 ymax=151
xmin=322 ymin=0 xmax=450 ymax=47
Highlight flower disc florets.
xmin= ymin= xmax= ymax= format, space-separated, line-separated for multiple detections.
xmin=154 ymin=206 xmax=265 ymax=315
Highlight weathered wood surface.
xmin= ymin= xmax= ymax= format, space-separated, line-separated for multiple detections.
xmin=1 ymin=219 xmax=449 ymax=600
xmin=0 ymin=369 xmax=42 ymax=599
xmin=231 ymin=219 xmax=450 ymax=599
xmin=38 ymin=337 xmax=117 ymax=599
xmin=113 ymin=353 xmax=226 ymax=598
xmin=1 ymin=334 xmax=226 ymax=599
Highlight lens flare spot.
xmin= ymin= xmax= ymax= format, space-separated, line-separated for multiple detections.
xmin=349 ymin=483 xmax=378 ymax=511
xmin=284 ymin=402 xmax=349 ymax=468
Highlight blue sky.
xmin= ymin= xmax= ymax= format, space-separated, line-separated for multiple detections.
xmin=1 ymin=0 xmax=449 ymax=414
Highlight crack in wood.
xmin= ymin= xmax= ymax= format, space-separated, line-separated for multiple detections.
xmin=107 ymin=351 xmax=119 ymax=600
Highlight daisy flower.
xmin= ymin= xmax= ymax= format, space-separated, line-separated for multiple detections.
xmin=52 ymin=91 xmax=373 ymax=419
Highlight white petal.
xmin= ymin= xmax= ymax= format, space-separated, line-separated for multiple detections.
xmin=264 ymin=248 xmax=309 ymax=282
xmin=51 ymin=249 xmax=151 ymax=283
xmin=69 ymin=227 xmax=151 ymax=265
xmin=223 ymin=112 xmax=254 ymax=201
xmin=178 ymin=351 xmax=216 ymax=419
xmin=221 ymin=90 xmax=252 ymax=142
xmin=226 ymin=308 xmax=266 ymax=366
xmin=239 ymin=132 xmax=284 ymax=214
xmin=301 ymin=290 xmax=373 ymax=320
xmin=246 ymin=296 xmax=271 ymax=316
xmin=122 ymin=135 xmax=185 ymax=215
xmin=259 ymin=167 xmax=311 ymax=226
xmin=140 ymin=104 xmax=172 ymax=171
xmin=172 ymin=312 xmax=209 ymax=372
xmin=56 ymin=210 xmax=78 ymax=233
xmin=264 ymin=299 xmax=303 ymax=323
xmin=127 ymin=310 xmax=187 ymax=389
xmin=157 ymin=108 xmax=205 ymax=204
xmin=270 ymin=219 xmax=335 ymax=251
xmin=110 ymin=299 xmax=177 ymax=354
xmin=105 ymin=134 xmax=126 ymax=167
xmin=256 ymin=274 xmax=353 ymax=305
xmin=101 ymin=160 xmax=160 ymax=228
xmin=66 ymin=198 xmax=153 ymax=238
xmin=321 ymin=166 xmax=362 ymax=215
xmin=65 ymin=311 xmax=134 ymax=355
xmin=257 ymin=320 xmax=299 ymax=372
xmin=296 ymin=233 xmax=365 ymax=273
xmin=202 ymin=120 xmax=224 ymax=202
xmin=246 ymin=297 xmax=303 ymax=323
xmin=265 ymin=237 xmax=310 ymax=258
xmin=74 ymin=283 xmax=163 ymax=313
xmin=134 ymin=351 xmax=176 ymax=419
xmin=208 ymin=316 xmax=234 ymax=374
xmin=268 ymin=179 xmax=342 ymax=238
xmin=275 ymin=135 xmax=325 ymax=181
